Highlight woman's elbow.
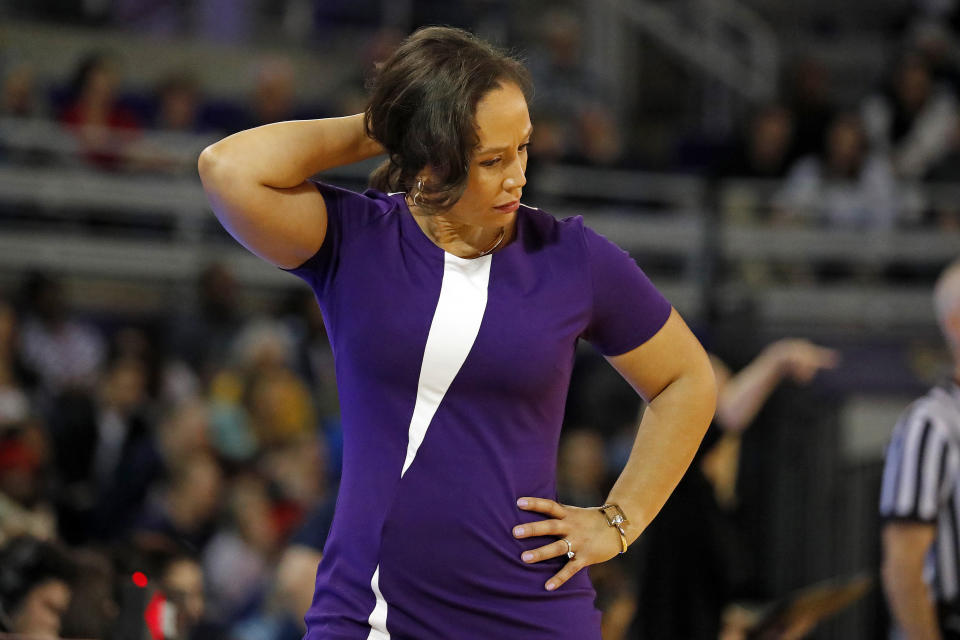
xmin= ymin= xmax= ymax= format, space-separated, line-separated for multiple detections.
xmin=197 ymin=143 xmax=223 ymax=182
xmin=691 ymin=355 xmax=718 ymax=428
xmin=701 ymin=367 xmax=719 ymax=425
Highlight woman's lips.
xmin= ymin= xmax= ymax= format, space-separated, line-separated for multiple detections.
xmin=494 ymin=200 xmax=519 ymax=213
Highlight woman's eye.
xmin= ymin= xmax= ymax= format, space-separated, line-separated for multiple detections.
xmin=480 ymin=157 xmax=501 ymax=167
xmin=519 ymin=143 xmax=530 ymax=152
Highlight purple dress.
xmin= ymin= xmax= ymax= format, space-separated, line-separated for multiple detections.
xmin=285 ymin=183 xmax=671 ymax=640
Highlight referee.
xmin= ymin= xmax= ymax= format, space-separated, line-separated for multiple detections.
xmin=881 ymin=258 xmax=960 ymax=640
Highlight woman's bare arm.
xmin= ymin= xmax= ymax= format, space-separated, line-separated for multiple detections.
xmin=513 ymin=309 xmax=717 ymax=592
xmin=197 ymin=115 xmax=383 ymax=268
xmin=603 ymin=308 xmax=718 ymax=541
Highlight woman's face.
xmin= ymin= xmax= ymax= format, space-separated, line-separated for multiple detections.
xmin=442 ymin=81 xmax=532 ymax=228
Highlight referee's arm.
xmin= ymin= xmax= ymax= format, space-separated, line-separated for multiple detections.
xmin=882 ymin=522 xmax=941 ymax=640
xmin=879 ymin=411 xmax=955 ymax=640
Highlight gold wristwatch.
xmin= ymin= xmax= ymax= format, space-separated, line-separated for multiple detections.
xmin=599 ymin=503 xmax=629 ymax=554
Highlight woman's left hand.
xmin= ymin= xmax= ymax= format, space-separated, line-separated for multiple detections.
xmin=513 ymin=497 xmax=624 ymax=591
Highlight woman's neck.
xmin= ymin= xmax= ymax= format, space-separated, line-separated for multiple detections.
xmin=408 ymin=201 xmax=512 ymax=258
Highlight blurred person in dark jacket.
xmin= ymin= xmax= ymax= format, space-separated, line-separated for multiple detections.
xmin=133 ymin=450 xmax=223 ymax=554
xmin=719 ymin=105 xmax=796 ymax=181
xmin=48 ymin=354 xmax=160 ymax=544
xmin=166 ymin=263 xmax=244 ymax=384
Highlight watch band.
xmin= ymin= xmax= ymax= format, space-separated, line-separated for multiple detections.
xmin=599 ymin=503 xmax=629 ymax=554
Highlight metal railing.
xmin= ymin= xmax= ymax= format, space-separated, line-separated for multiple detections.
xmin=0 ymin=119 xmax=955 ymax=333
xmin=596 ymin=0 xmax=780 ymax=103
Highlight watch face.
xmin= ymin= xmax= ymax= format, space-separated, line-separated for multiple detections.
xmin=601 ymin=504 xmax=628 ymax=524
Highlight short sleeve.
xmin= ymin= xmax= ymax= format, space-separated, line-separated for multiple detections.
xmin=580 ymin=224 xmax=672 ymax=356
xmin=281 ymin=182 xmax=388 ymax=299
xmin=879 ymin=405 xmax=959 ymax=523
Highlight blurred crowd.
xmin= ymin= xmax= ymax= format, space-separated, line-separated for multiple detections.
xmin=0 ymin=264 xmax=345 ymax=639
xmin=2 ymin=3 xmax=960 ymax=236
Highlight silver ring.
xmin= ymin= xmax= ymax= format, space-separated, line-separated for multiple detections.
xmin=562 ymin=538 xmax=575 ymax=559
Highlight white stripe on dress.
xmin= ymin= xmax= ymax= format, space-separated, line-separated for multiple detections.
xmin=366 ymin=252 xmax=493 ymax=639
xmin=366 ymin=566 xmax=389 ymax=639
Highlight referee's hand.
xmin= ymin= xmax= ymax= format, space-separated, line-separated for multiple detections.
xmin=766 ymin=338 xmax=839 ymax=384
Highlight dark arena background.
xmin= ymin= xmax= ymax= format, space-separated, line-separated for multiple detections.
xmin=0 ymin=1 xmax=955 ymax=639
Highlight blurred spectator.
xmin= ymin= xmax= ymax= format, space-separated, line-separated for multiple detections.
xmin=926 ymin=112 xmax=960 ymax=229
xmin=908 ymin=19 xmax=960 ymax=92
xmin=280 ymin=289 xmax=338 ymax=421
xmin=558 ymin=429 xmax=608 ymax=507
xmin=204 ymin=473 xmax=280 ymax=622
xmin=0 ymin=536 xmax=75 ymax=639
xmin=526 ymin=7 xmax=600 ymax=123
xmin=775 ymin=112 xmax=901 ymax=229
xmin=58 ymin=51 xmax=142 ymax=170
xmin=153 ymin=71 xmax=202 ymax=132
xmin=17 ymin=273 xmax=106 ymax=398
xmin=783 ymin=57 xmax=837 ymax=162
xmin=247 ymin=57 xmax=299 ymax=127
xmin=122 ymin=71 xmax=212 ymax=175
xmin=863 ymin=52 xmax=958 ymax=179
xmin=632 ymin=339 xmax=838 ymax=640
xmin=232 ymin=318 xmax=317 ymax=448
xmin=59 ymin=548 xmax=118 ymax=639
xmin=159 ymin=551 xmax=206 ymax=637
xmin=330 ymin=27 xmax=404 ymax=118
xmin=565 ymin=104 xmax=634 ymax=169
xmin=166 ymin=263 xmax=244 ymax=383
xmin=0 ymin=63 xmax=41 ymax=119
xmin=134 ymin=450 xmax=223 ymax=553
xmin=719 ymin=104 xmax=795 ymax=180
xmin=47 ymin=354 xmax=159 ymax=544
xmin=0 ymin=300 xmax=32 ymax=424
xmin=0 ymin=419 xmax=57 ymax=545
xmin=237 ymin=496 xmax=336 ymax=639
xmin=557 ymin=429 xmax=636 ymax=640
xmin=156 ymin=398 xmax=213 ymax=467
xmin=144 ymin=547 xmax=229 ymax=640
xmin=259 ymin=438 xmax=326 ymax=537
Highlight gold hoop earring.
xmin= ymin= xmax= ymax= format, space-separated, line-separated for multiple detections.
xmin=413 ymin=177 xmax=424 ymax=208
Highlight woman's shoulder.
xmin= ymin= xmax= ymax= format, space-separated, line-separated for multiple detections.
xmin=311 ymin=181 xmax=403 ymax=223
xmin=517 ymin=202 xmax=589 ymax=251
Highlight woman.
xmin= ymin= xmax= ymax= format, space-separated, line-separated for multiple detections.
xmin=198 ymin=26 xmax=716 ymax=640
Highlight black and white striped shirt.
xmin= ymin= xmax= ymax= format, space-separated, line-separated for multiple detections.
xmin=880 ymin=381 xmax=960 ymax=603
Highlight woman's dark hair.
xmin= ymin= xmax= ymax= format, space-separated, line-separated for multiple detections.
xmin=365 ymin=26 xmax=532 ymax=212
